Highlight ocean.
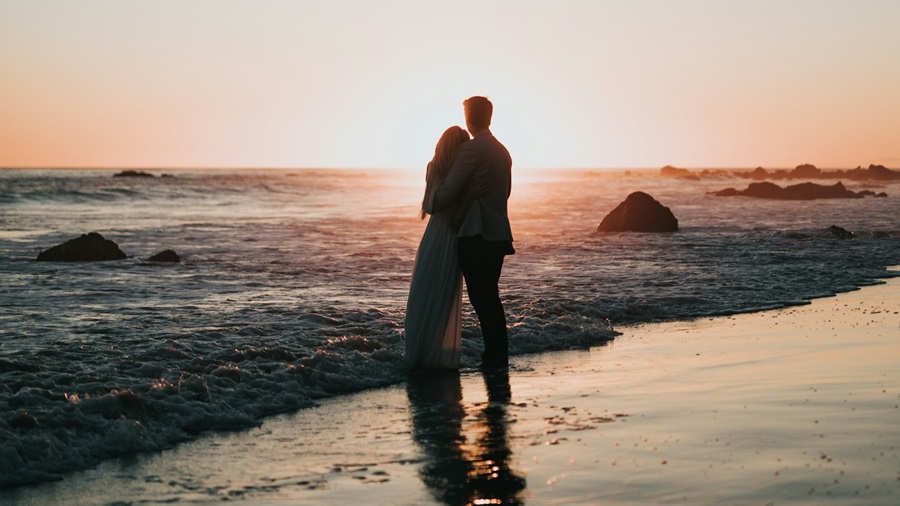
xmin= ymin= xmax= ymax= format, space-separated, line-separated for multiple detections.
xmin=1 ymin=167 xmax=898 ymax=488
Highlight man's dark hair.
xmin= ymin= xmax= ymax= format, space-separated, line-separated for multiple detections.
xmin=463 ymin=96 xmax=493 ymax=130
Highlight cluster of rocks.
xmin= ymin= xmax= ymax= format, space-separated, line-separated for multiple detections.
xmin=655 ymin=164 xmax=899 ymax=182
xmin=711 ymin=181 xmax=887 ymax=200
xmin=740 ymin=164 xmax=900 ymax=182
xmin=595 ymin=191 xmax=883 ymax=238
xmin=36 ymin=233 xmax=180 ymax=263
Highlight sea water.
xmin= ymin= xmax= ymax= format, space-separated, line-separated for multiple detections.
xmin=1 ymin=168 xmax=898 ymax=488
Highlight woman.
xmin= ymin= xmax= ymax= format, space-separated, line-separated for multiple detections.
xmin=405 ymin=126 xmax=481 ymax=370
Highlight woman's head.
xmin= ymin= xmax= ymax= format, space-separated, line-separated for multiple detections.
xmin=431 ymin=125 xmax=470 ymax=179
xmin=420 ymin=126 xmax=469 ymax=218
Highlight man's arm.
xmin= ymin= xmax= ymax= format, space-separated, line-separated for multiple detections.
xmin=431 ymin=142 xmax=478 ymax=211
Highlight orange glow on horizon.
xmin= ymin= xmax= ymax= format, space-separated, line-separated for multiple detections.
xmin=2 ymin=1 xmax=899 ymax=170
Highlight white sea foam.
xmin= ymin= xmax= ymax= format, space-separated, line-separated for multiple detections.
xmin=0 ymin=168 xmax=898 ymax=488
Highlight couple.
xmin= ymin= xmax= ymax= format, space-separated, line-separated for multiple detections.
xmin=405 ymin=96 xmax=514 ymax=371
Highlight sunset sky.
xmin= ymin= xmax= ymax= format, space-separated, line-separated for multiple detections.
xmin=2 ymin=0 xmax=899 ymax=170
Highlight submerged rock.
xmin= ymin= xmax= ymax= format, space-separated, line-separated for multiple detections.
xmin=8 ymin=412 xmax=39 ymax=430
xmin=825 ymin=225 xmax=855 ymax=239
xmin=598 ymin=192 xmax=679 ymax=232
xmin=712 ymin=181 xmax=865 ymax=200
xmin=148 ymin=250 xmax=180 ymax=263
xmin=36 ymin=233 xmax=127 ymax=262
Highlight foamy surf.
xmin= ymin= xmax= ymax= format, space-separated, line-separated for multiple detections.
xmin=1 ymin=168 xmax=898 ymax=488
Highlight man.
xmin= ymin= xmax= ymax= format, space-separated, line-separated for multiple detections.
xmin=432 ymin=96 xmax=514 ymax=368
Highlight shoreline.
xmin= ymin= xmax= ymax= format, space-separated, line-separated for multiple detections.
xmin=3 ymin=273 xmax=900 ymax=504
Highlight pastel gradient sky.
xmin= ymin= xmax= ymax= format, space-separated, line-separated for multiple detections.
xmin=2 ymin=0 xmax=899 ymax=169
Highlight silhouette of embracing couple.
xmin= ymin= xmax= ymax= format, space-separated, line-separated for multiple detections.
xmin=405 ymin=96 xmax=514 ymax=371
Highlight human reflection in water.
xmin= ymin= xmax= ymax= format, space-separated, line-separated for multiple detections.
xmin=407 ymin=370 xmax=526 ymax=506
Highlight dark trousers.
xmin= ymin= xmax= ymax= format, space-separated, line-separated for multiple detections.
xmin=458 ymin=236 xmax=512 ymax=366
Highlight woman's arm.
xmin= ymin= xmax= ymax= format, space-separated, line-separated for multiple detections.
xmin=451 ymin=175 xmax=489 ymax=230
xmin=432 ymin=142 xmax=478 ymax=212
xmin=420 ymin=162 xmax=436 ymax=218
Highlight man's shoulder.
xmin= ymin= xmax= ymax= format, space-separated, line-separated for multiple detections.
xmin=470 ymin=133 xmax=508 ymax=152
xmin=483 ymin=135 xmax=511 ymax=162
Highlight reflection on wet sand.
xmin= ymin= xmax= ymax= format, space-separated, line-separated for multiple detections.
xmin=407 ymin=371 xmax=526 ymax=506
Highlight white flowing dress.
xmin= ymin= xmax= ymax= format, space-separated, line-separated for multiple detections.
xmin=404 ymin=164 xmax=464 ymax=370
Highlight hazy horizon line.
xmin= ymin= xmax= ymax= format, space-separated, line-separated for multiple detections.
xmin=2 ymin=163 xmax=896 ymax=172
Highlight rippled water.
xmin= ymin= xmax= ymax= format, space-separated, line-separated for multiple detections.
xmin=1 ymin=168 xmax=898 ymax=488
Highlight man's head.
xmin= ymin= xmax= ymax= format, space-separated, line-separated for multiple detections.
xmin=463 ymin=96 xmax=492 ymax=134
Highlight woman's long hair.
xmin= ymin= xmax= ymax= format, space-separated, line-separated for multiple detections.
xmin=421 ymin=126 xmax=470 ymax=218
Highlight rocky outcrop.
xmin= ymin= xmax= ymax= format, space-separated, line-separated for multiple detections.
xmin=660 ymin=165 xmax=699 ymax=180
xmin=148 ymin=250 xmax=180 ymax=262
xmin=858 ymin=190 xmax=889 ymax=198
xmin=749 ymin=167 xmax=769 ymax=180
xmin=36 ymin=233 xmax=127 ymax=262
xmin=712 ymin=181 xmax=869 ymax=200
xmin=660 ymin=165 xmax=688 ymax=177
xmin=791 ymin=164 xmax=822 ymax=178
xmin=738 ymin=164 xmax=900 ymax=181
xmin=113 ymin=170 xmax=155 ymax=178
xmin=598 ymin=192 xmax=678 ymax=232
xmin=848 ymin=164 xmax=898 ymax=181
xmin=868 ymin=164 xmax=893 ymax=178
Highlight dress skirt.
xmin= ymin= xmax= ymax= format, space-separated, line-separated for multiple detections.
xmin=405 ymin=211 xmax=463 ymax=370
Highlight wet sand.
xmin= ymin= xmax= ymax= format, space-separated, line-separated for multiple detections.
xmin=3 ymin=273 xmax=899 ymax=505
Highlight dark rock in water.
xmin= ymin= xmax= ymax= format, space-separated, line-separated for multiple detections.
xmin=36 ymin=232 xmax=127 ymax=262
xmin=712 ymin=181 xmax=864 ymax=200
xmin=0 ymin=359 xmax=40 ymax=373
xmin=713 ymin=187 xmax=742 ymax=197
xmin=856 ymin=190 xmax=888 ymax=198
xmin=9 ymin=411 xmax=39 ymax=430
xmin=148 ymin=249 xmax=180 ymax=262
xmin=660 ymin=165 xmax=688 ymax=177
xmin=598 ymin=192 xmax=678 ymax=232
xmin=866 ymin=164 xmax=896 ymax=180
xmin=113 ymin=170 xmax=155 ymax=178
xmin=659 ymin=165 xmax=699 ymax=180
xmin=750 ymin=167 xmax=769 ymax=180
xmin=825 ymin=225 xmax=855 ymax=239
xmin=783 ymin=182 xmax=861 ymax=199
xmin=791 ymin=163 xmax=822 ymax=178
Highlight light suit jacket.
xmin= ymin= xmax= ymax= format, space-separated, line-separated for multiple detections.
xmin=432 ymin=130 xmax=514 ymax=242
